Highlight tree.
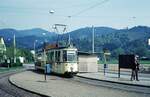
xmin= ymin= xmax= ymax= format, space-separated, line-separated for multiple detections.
xmin=134 ymin=46 xmax=148 ymax=57
xmin=6 ymin=46 xmax=34 ymax=63
xmin=111 ymin=47 xmax=125 ymax=58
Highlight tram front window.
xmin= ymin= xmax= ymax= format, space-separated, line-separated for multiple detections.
xmin=67 ymin=53 xmax=77 ymax=62
xmin=63 ymin=51 xmax=77 ymax=62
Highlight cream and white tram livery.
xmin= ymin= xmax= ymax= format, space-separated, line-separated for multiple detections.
xmin=35 ymin=45 xmax=78 ymax=76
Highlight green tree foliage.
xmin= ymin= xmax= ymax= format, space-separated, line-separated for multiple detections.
xmin=6 ymin=46 xmax=33 ymax=63
xmin=72 ymin=30 xmax=150 ymax=59
xmin=111 ymin=47 xmax=125 ymax=58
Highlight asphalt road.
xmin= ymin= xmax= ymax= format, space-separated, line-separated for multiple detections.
xmin=0 ymin=71 xmax=42 ymax=97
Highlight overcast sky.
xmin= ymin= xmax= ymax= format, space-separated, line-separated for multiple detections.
xmin=0 ymin=0 xmax=150 ymax=31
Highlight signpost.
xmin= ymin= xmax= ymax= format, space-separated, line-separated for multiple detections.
xmin=43 ymin=43 xmax=47 ymax=81
xmin=103 ymin=48 xmax=111 ymax=76
xmin=44 ymin=64 xmax=47 ymax=81
xmin=103 ymin=53 xmax=107 ymax=76
xmin=118 ymin=54 xmax=135 ymax=78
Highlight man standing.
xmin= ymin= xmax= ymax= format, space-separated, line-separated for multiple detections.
xmin=135 ymin=56 xmax=140 ymax=81
xmin=131 ymin=55 xmax=140 ymax=81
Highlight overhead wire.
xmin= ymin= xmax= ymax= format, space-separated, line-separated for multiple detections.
xmin=70 ymin=0 xmax=110 ymax=17
xmin=60 ymin=0 xmax=110 ymax=25
xmin=0 ymin=0 xmax=110 ymax=31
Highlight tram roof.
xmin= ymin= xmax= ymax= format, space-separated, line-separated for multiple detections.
xmin=36 ymin=45 xmax=77 ymax=53
xmin=78 ymin=51 xmax=99 ymax=56
xmin=46 ymin=46 xmax=76 ymax=50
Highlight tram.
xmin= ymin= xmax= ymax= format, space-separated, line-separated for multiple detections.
xmin=35 ymin=44 xmax=78 ymax=77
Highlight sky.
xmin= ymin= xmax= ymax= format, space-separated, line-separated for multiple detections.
xmin=0 ymin=0 xmax=150 ymax=32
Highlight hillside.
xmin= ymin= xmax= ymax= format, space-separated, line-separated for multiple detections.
xmin=1 ymin=26 xmax=150 ymax=58
xmin=0 ymin=28 xmax=56 ymax=38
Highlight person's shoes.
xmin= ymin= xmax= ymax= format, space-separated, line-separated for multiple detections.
xmin=136 ymin=79 xmax=139 ymax=81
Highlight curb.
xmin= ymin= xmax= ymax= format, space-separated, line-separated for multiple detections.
xmin=76 ymin=75 xmax=150 ymax=88
xmin=8 ymin=75 xmax=51 ymax=97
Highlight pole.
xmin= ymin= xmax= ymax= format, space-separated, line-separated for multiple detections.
xmin=68 ymin=34 xmax=70 ymax=45
xmin=118 ymin=67 xmax=120 ymax=78
xmin=34 ymin=41 xmax=35 ymax=62
xmin=34 ymin=40 xmax=37 ymax=62
xmin=43 ymin=42 xmax=47 ymax=81
xmin=13 ymin=34 xmax=16 ymax=63
xmin=92 ymin=25 xmax=95 ymax=53
xmin=104 ymin=53 xmax=106 ymax=76
xmin=45 ymin=63 xmax=47 ymax=81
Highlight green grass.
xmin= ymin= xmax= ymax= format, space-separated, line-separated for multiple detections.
xmin=98 ymin=60 xmax=118 ymax=64
xmin=139 ymin=60 xmax=150 ymax=64
xmin=98 ymin=60 xmax=150 ymax=66
xmin=0 ymin=66 xmax=23 ymax=73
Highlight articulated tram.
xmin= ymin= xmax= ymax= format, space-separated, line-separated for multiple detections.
xmin=35 ymin=44 xmax=78 ymax=77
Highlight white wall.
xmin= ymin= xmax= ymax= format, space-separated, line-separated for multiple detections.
xmin=78 ymin=55 xmax=98 ymax=72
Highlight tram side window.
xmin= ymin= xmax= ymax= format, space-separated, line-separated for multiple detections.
xmin=49 ymin=51 xmax=54 ymax=62
xmin=55 ymin=51 xmax=57 ymax=62
xmin=47 ymin=52 xmax=50 ymax=61
xmin=58 ymin=51 xmax=60 ymax=62
xmin=47 ymin=51 xmax=54 ymax=62
xmin=63 ymin=50 xmax=67 ymax=62
xmin=55 ymin=51 xmax=60 ymax=62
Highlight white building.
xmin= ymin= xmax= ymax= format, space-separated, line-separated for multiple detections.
xmin=78 ymin=52 xmax=98 ymax=72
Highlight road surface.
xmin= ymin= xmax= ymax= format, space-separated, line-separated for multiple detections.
xmin=0 ymin=70 xmax=42 ymax=97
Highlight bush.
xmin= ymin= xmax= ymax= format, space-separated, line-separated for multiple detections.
xmin=11 ymin=60 xmax=23 ymax=67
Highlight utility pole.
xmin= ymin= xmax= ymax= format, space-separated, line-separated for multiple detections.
xmin=34 ymin=40 xmax=37 ymax=62
xmin=68 ymin=34 xmax=70 ymax=45
xmin=13 ymin=34 xmax=16 ymax=63
xmin=92 ymin=25 xmax=95 ymax=54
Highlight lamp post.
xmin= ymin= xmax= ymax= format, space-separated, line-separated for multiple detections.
xmin=92 ymin=25 xmax=95 ymax=54
xmin=13 ymin=34 xmax=16 ymax=63
xmin=42 ymin=32 xmax=47 ymax=64
xmin=42 ymin=32 xmax=47 ymax=81
xmin=34 ymin=40 xmax=38 ymax=62
xmin=43 ymin=10 xmax=54 ymax=81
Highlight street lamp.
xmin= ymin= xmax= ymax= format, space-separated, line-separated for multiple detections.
xmin=49 ymin=10 xmax=55 ymax=14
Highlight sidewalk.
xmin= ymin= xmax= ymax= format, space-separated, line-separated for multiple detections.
xmin=77 ymin=71 xmax=150 ymax=87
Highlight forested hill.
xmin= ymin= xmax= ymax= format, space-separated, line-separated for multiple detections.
xmin=0 ymin=26 xmax=150 ymax=58
xmin=68 ymin=26 xmax=150 ymax=58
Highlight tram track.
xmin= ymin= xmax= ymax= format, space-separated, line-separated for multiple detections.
xmin=0 ymin=69 xmax=42 ymax=97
